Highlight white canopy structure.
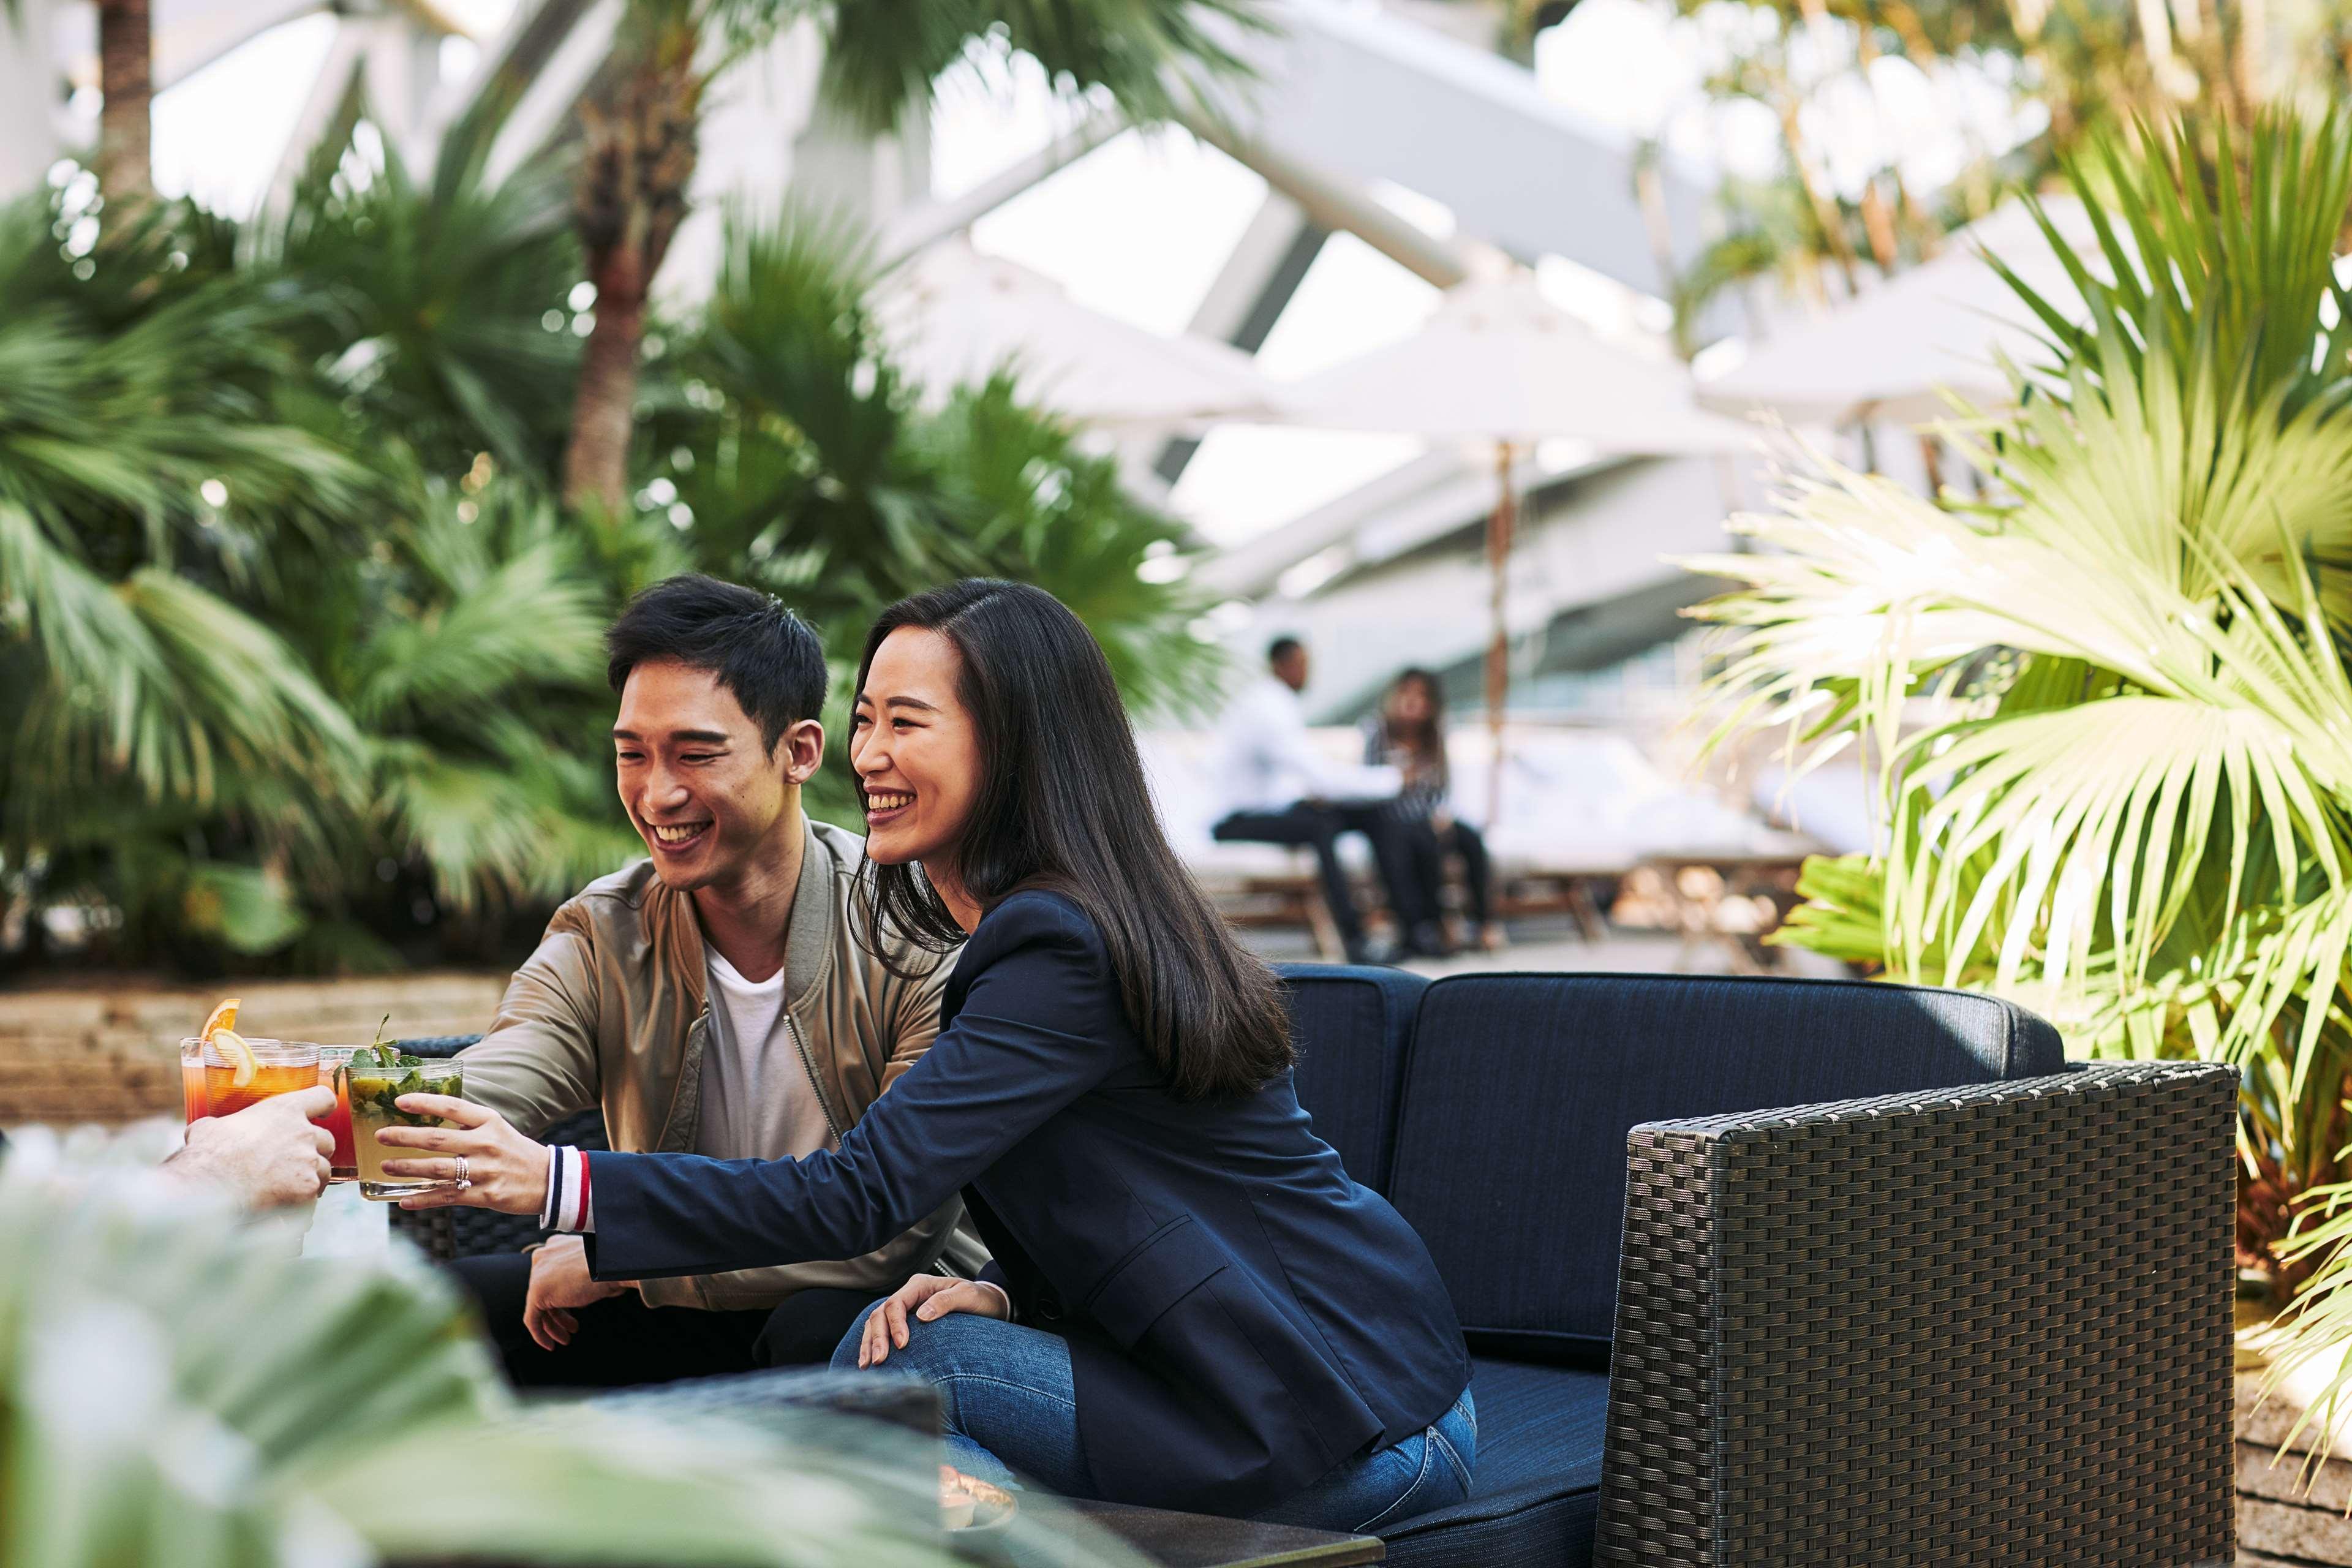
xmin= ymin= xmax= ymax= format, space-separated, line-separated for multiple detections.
xmin=878 ymin=240 xmax=1290 ymax=429
xmin=1697 ymin=197 xmax=2104 ymax=427
xmin=1278 ymin=274 xmax=1752 ymax=452
xmin=1270 ymin=271 xmax=1749 ymax=821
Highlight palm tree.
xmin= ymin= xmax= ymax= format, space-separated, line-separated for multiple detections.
xmin=96 ymin=0 xmax=153 ymax=206
xmin=560 ymin=0 xmax=1268 ymax=513
xmin=1 ymin=179 xmax=1222 ymax=974
xmin=262 ymin=112 xmax=586 ymax=486
xmin=0 ymin=181 xmax=652 ymax=976
xmin=0 ymin=189 xmax=372 ymax=971
xmin=644 ymin=208 xmax=1219 ymax=824
xmin=1680 ymin=113 xmax=2352 ymax=1297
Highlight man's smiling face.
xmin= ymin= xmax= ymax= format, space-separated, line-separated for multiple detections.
xmin=612 ymin=659 xmax=793 ymax=893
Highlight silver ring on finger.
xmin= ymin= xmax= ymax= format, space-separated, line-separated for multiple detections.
xmin=454 ymin=1155 xmax=470 ymax=1188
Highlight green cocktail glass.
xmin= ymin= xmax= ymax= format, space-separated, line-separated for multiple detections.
xmin=345 ymin=1054 xmax=466 ymax=1201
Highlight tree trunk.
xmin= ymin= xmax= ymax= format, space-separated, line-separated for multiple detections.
xmin=566 ymin=249 xmax=650 ymax=515
xmin=96 ymin=0 xmax=152 ymax=209
xmin=560 ymin=16 xmax=703 ymax=516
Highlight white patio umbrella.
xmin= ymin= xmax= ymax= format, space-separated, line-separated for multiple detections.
xmin=1276 ymin=273 xmax=1752 ymax=825
xmin=878 ymin=238 xmax=1289 ymax=429
xmin=1698 ymin=196 xmax=2105 ymax=427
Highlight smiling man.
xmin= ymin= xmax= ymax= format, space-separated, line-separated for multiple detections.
xmin=447 ymin=573 xmax=962 ymax=1389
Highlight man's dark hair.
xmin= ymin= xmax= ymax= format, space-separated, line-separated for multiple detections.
xmin=1266 ymin=635 xmax=1304 ymax=666
xmin=605 ymin=574 xmax=826 ymax=752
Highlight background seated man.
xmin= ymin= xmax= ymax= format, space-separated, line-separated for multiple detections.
xmin=1210 ymin=636 xmax=1446 ymax=963
xmin=451 ymin=575 xmax=961 ymax=1389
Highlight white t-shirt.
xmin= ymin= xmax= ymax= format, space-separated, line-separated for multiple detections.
xmin=1216 ymin=676 xmax=1403 ymax=816
xmin=694 ymin=949 xmax=837 ymax=1163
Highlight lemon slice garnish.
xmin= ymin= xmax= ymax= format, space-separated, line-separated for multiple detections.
xmin=209 ymin=1026 xmax=258 ymax=1089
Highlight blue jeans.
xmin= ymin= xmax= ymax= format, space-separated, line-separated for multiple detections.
xmin=831 ymin=1302 xmax=1476 ymax=1533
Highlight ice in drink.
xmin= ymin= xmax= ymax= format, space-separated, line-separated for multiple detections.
xmin=346 ymin=1049 xmax=465 ymax=1200
xmin=204 ymin=1040 xmax=322 ymax=1117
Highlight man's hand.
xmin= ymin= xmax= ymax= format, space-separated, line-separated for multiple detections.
xmin=857 ymin=1273 xmax=1011 ymax=1368
xmin=167 ymin=1087 xmax=334 ymax=1210
xmin=522 ymin=1235 xmax=634 ymax=1351
xmin=375 ymin=1095 xmax=551 ymax=1215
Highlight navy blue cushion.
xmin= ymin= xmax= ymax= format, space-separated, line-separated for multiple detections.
xmin=1275 ymin=963 xmax=1429 ymax=1196
xmin=1386 ymin=973 xmax=2066 ymax=1362
xmin=1381 ymin=1358 xmax=1608 ymax=1567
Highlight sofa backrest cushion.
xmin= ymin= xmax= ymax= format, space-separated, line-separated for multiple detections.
xmin=1384 ymin=973 xmax=2065 ymax=1364
xmin=1275 ymin=963 xmax=1430 ymax=1196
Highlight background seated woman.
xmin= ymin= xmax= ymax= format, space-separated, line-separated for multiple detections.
xmin=1363 ymin=667 xmax=1504 ymax=954
xmin=380 ymin=578 xmax=1475 ymax=1533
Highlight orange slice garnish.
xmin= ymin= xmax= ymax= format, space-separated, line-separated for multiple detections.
xmin=210 ymin=1028 xmax=257 ymax=1089
xmin=201 ymin=997 xmax=258 ymax=1090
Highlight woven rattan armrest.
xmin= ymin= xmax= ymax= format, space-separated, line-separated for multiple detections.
xmin=1593 ymin=1060 xmax=2239 ymax=1568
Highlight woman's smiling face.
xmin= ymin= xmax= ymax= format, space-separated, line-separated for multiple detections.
xmin=851 ymin=627 xmax=983 ymax=875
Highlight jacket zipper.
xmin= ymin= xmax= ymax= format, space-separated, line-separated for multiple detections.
xmin=786 ymin=1011 xmax=843 ymax=1145
xmin=654 ymin=1006 xmax=709 ymax=1153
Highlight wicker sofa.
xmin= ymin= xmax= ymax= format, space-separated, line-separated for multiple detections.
xmin=397 ymin=967 xmax=2237 ymax=1567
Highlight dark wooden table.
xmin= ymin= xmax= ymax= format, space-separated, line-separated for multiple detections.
xmin=1014 ymin=1498 xmax=1383 ymax=1567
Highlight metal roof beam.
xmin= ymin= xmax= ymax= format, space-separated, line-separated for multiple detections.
xmin=1204 ymin=0 xmax=1709 ymax=299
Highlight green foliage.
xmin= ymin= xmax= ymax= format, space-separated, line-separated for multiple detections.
xmin=0 ymin=176 xmax=1216 ymax=974
xmin=260 ymin=115 xmax=587 ymax=486
xmin=0 ymin=1128 xmax=1138 ymax=1567
xmin=1681 ymin=111 xmax=2352 ymax=1302
xmin=645 ymin=208 xmax=1219 ymax=824
xmin=810 ymin=0 xmax=1266 ymax=133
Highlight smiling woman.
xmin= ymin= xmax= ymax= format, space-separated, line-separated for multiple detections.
xmin=399 ymin=578 xmax=1477 ymax=1532
xmin=849 ymin=630 xmax=985 ymax=929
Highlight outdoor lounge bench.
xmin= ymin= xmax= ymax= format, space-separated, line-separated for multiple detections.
xmin=396 ymin=967 xmax=2238 ymax=1566
xmin=1277 ymin=967 xmax=2236 ymax=1567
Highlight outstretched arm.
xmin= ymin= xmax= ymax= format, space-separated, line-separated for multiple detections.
xmin=382 ymin=899 xmax=1120 ymax=1280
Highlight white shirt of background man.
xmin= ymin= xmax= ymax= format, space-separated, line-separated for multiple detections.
xmin=1217 ymin=676 xmax=1403 ymax=818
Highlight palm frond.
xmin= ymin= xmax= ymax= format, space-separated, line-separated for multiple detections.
xmin=814 ymin=0 xmax=1268 ymax=134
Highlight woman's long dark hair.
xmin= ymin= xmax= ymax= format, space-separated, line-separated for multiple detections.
xmin=1384 ymin=667 xmax=1450 ymax=791
xmin=853 ymin=579 xmax=1294 ymax=1100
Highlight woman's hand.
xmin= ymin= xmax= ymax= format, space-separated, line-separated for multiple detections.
xmin=376 ymin=1095 xmax=551 ymax=1215
xmin=857 ymin=1273 xmax=1009 ymax=1368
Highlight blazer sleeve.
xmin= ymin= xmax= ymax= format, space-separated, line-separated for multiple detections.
xmin=583 ymin=896 xmax=1119 ymax=1282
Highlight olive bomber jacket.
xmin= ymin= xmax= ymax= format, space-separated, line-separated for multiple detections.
xmin=456 ymin=818 xmax=963 ymax=1311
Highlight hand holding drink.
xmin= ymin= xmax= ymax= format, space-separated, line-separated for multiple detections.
xmin=343 ymin=1038 xmax=469 ymax=1201
xmin=181 ymin=998 xmax=341 ymax=1159
xmin=375 ymin=1093 xmax=554 ymax=1215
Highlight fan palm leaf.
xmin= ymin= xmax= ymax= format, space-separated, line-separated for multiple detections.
xmin=1684 ymin=110 xmax=2352 ymax=1307
xmin=805 ymin=0 xmax=1267 ymax=133
xmin=261 ymin=107 xmax=583 ymax=484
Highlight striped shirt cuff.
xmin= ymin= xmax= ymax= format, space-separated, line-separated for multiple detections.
xmin=540 ymin=1145 xmax=594 ymax=1233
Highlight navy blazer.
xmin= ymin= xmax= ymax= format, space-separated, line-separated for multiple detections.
xmin=584 ymin=889 xmax=1470 ymax=1514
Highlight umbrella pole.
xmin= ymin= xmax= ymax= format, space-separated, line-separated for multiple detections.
xmin=1484 ymin=440 xmax=1515 ymax=832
